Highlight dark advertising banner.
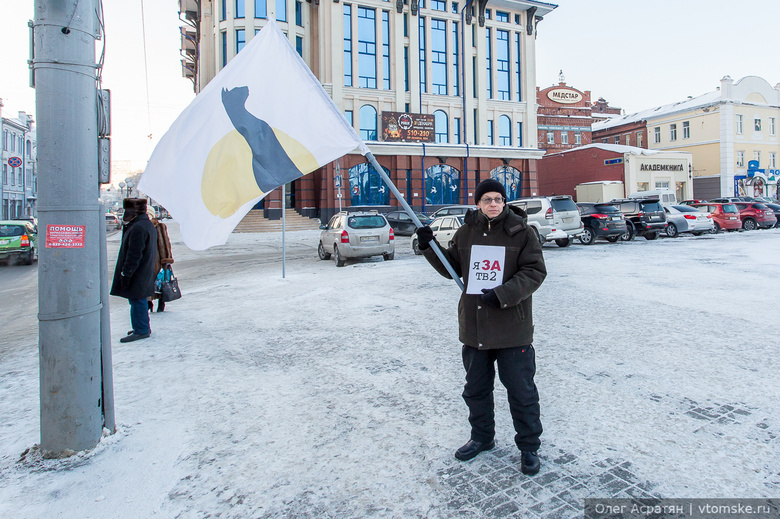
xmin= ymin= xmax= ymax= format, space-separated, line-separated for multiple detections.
xmin=381 ymin=112 xmax=435 ymax=143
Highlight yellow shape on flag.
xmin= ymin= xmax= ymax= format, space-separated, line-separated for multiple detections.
xmin=201 ymin=128 xmax=319 ymax=218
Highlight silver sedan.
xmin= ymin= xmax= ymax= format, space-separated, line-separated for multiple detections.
xmin=663 ymin=205 xmax=715 ymax=237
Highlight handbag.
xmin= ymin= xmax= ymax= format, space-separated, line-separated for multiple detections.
xmin=160 ymin=265 xmax=182 ymax=302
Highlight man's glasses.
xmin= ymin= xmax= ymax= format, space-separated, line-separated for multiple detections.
xmin=480 ymin=196 xmax=505 ymax=205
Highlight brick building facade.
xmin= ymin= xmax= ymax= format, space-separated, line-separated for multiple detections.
xmin=536 ymin=81 xmax=592 ymax=154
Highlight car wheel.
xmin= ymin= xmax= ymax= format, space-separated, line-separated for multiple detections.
xmin=742 ymin=218 xmax=757 ymax=231
xmin=333 ymin=245 xmax=346 ymax=267
xmin=666 ymin=222 xmax=679 ymax=238
xmin=579 ymin=227 xmax=595 ymax=245
xmin=692 ymin=231 xmax=703 ymax=236
xmin=412 ymin=238 xmax=421 ymax=255
xmin=620 ymin=222 xmax=635 ymax=241
xmin=317 ymin=242 xmax=331 ymax=260
xmin=531 ymin=227 xmax=544 ymax=246
xmin=383 ymin=252 xmax=394 ymax=261
xmin=605 ymin=235 xmax=620 ymax=243
xmin=644 ymin=232 xmax=659 ymax=240
xmin=555 ymin=237 xmax=572 ymax=248
xmin=712 ymin=222 xmax=721 ymax=233
xmin=24 ymin=247 xmax=35 ymax=265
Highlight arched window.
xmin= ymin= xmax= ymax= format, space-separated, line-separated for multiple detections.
xmin=498 ymin=115 xmax=512 ymax=146
xmin=349 ymin=162 xmax=390 ymax=205
xmin=425 ymin=164 xmax=460 ymax=204
xmin=490 ymin=165 xmax=521 ymax=201
xmin=359 ymin=105 xmax=378 ymax=141
xmin=434 ymin=110 xmax=448 ymax=143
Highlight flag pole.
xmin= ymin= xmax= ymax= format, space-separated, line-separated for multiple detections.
xmin=282 ymin=183 xmax=286 ymax=279
xmin=365 ymin=151 xmax=464 ymax=291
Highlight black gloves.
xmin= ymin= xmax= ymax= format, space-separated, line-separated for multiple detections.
xmin=480 ymin=288 xmax=500 ymax=308
xmin=416 ymin=226 xmax=434 ymax=250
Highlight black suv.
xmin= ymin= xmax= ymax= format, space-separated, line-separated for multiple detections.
xmin=609 ymin=198 xmax=666 ymax=240
xmin=576 ymin=203 xmax=628 ymax=244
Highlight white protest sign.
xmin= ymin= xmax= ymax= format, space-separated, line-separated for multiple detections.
xmin=465 ymin=245 xmax=505 ymax=294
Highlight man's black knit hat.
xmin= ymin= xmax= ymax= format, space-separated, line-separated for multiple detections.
xmin=474 ymin=179 xmax=507 ymax=203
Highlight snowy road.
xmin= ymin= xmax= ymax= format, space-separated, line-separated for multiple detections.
xmin=1 ymin=222 xmax=779 ymax=518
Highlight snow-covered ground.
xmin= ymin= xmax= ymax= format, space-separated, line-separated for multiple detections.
xmin=1 ymin=223 xmax=779 ymax=518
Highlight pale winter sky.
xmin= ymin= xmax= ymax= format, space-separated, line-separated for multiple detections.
xmin=1 ymin=0 xmax=778 ymax=174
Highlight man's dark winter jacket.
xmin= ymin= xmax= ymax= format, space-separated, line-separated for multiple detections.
xmin=423 ymin=204 xmax=546 ymax=349
xmin=110 ymin=214 xmax=158 ymax=300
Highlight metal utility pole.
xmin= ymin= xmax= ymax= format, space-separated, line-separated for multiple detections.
xmin=34 ymin=0 xmax=109 ymax=455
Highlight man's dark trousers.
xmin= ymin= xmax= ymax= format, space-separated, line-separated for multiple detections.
xmin=129 ymin=298 xmax=151 ymax=335
xmin=462 ymin=344 xmax=542 ymax=452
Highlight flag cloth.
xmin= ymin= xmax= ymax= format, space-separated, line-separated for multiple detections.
xmin=138 ymin=20 xmax=369 ymax=250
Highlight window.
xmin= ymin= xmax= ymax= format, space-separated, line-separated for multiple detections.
xmin=431 ymin=0 xmax=446 ymax=10
xmin=221 ymin=0 xmax=226 ymax=20
xmin=434 ymin=110 xmax=448 ymax=143
xmin=496 ymin=11 xmax=509 ymax=22
xmin=614 ymin=136 xmax=619 ymax=144
xmin=296 ymin=35 xmax=303 ymax=56
xmin=236 ymin=29 xmax=246 ymax=53
xmin=561 ymin=132 xmax=568 ymax=145
xmin=295 ymin=1 xmax=302 ymax=26
xmin=547 ymin=131 xmax=554 ymax=145
xmin=654 ymin=127 xmax=661 ymax=143
xmin=451 ymin=22 xmax=459 ymax=96
xmin=485 ymin=9 xmax=490 ymax=19
xmin=770 ymin=117 xmax=776 ymax=136
xmin=2 ymin=130 xmax=7 ymax=151
xmin=636 ymin=132 xmax=642 ymax=148
xmin=670 ymin=124 xmax=677 ymax=141
xmin=517 ymin=122 xmax=523 ymax=147
xmin=736 ymin=151 xmax=744 ymax=167
xmin=349 ymin=163 xmax=390 ymax=205
xmin=359 ymin=105 xmax=377 ymax=140
xmin=1 ymin=165 xmax=5 ymax=184
xmin=419 ymin=17 xmax=426 ymax=93
xmin=736 ymin=114 xmax=743 ymax=134
xmin=425 ymin=165 xmax=460 ymax=204
xmin=495 ymin=30 xmax=510 ymax=100
xmin=682 ymin=121 xmax=690 ymax=139
xmin=276 ymin=0 xmax=287 ymax=21
xmin=574 ymin=132 xmax=581 ymax=145
xmin=485 ymin=28 xmax=492 ymax=99
xmin=382 ymin=11 xmax=390 ymax=89
xmin=454 ymin=117 xmax=461 ymax=144
xmin=221 ymin=31 xmax=227 ymax=67
xmin=345 ymin=110 xmax=353 ymax=127
xmin=515 ymin=33 xmax=521 ymax=101
xmin=498 ymin=115 xmax=511 ymax=146
xmin=754 ymin=118 xmax=761 ymax=132
xmin=403 ymin=46 xmax=409 ymax=91
xmin=655 ymin=181 xmax=669 ymax=189
xmin=236 ymin=0 xmax=245 ymax=18
xmin=452 ymin=2 xmax=458 ymax=13
xmin=343 ymin=5 xmax=352 ymax=87
xmin=357 ymin=7 xmax=376 ymax=88
xmin=431 ymin=19 xmax=447 ymax=95
xmin=623 ymin=134 xmax=629 ymax=146
xmin=770 ymin=152 xmax=777 ymax=168
xmin=255 ymin=0 xmax=266 ymax=18
xmin=753 ymin=151 xmax=761 ymax=163
xmin=487 ymin=120 xmax=494 ymax=145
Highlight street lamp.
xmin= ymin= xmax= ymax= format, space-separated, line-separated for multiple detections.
xmin=118 ymin=181 xmax=125 ymax=198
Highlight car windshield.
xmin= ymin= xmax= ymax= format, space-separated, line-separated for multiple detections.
xmin=593 ymin=204 xmax=620 ymax=213
xmin=0 ymin=225 xmax=24 ymax=237
xmin=550 ymin=198 xmax=578 ymax=212
xmin=348 ymin=215 xmax=386 ymax=229
xmin=673 ymin=205 xmax=700 ymax=212
xmin=639 ymin=201 xmax=663 ymax=212
xmin=753 ymin=203 xmax=768 ymax=210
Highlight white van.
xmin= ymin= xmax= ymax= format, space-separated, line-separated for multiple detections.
xmin=628 ymin=189 xmax=677 ymax=206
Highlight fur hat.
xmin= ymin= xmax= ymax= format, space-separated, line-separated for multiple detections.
xmin=474 ymin=179 xmax=507 ymax=203
xmin=123 ymin=198 xmax=147 ymax=212
xmin=146 ymin=206 xmax=157 ymax=219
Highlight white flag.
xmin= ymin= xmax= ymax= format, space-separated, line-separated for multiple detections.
xmin=138 ymin=20 xmax=368 ymax=250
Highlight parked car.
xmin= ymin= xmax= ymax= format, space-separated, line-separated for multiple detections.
xmin=733 ymin=202 xmax=777 ymax=230
xmin=629 ymin=189 xmax=677 ymax=206
xmin=508 ymin=195 xmax=584 ymax=247
xmin=411 ymin=215 xmax=464 ymax=255
xmin=690 ymin=203 xmax=742 ymax=232
xmin=318 ymin=211 xmax=394 ymax=266
xmin=764 ymin=203 xmax=780 ymax=228
xmin=710 ymin=197 xmax=742 ymax=204
xmin=428 ymin=204 xmax=476 ymax=219
xmin=609 ymin=198 xmax=666 ymax=241
xmin=383 ymin=210 xmax=432 ymax=236
xmin=105 ymin=213 xmax=121 ymax=231
xmin=0 ymin=220 xmax=38 ymax=265
xmin=663 ymin=205 xmax=714 ymax=237
xmin=576 ymin=203 xmax=627 ymax=244
xmin=679 ymin=199 xmax=708 ymax=206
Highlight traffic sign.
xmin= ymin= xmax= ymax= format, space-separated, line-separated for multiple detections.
xmin=7 ymin=157 xmax=22 ymax=168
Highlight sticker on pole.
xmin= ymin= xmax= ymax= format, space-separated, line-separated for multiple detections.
xmin=46 ymin=225 xmax=86 ymax=248
xmin=465 ymin=245 xmax=505 ymax=294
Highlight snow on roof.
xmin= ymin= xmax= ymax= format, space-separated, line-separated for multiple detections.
xmin=593 ymin=90 xmax=721 ymax=131
xmin=547 ymin=143 xmax=690 ymax=156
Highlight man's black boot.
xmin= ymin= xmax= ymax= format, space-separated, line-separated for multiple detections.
xmin=521 ymin=451 xmax=540 ymax=475
xmin=455 ymin=439 xmax=495 ymax=461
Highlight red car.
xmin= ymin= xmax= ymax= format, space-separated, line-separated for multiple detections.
xmin=733 ymin=202 xmax=777 ymax=230
xmin=691 ymin=203 xmax=742 ymax=232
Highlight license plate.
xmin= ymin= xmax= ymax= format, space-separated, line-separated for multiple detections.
xmin=0 ymin=240 xmax=9 ymax=245
xmin=563 ymin=217 xmax=573 ymax=223
xmin=728 ymin=217 xmax=737 ymax=220
xmin=651 ymin=216 xmax=661 ymax=221
xmin=611 ymin=216 xmax=621 ymax=221
xmin=361 ymin=236 xmax=379 ymax=243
